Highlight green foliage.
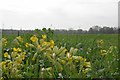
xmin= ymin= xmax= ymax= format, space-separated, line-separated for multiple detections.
xmin=1 ymin=28 xmax=119 ymax=79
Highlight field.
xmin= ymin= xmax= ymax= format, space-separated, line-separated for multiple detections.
xmin=2 ymin=34 xmax=118 ymax=49
xmin=0 ymin=29 xmax=119 ymax=79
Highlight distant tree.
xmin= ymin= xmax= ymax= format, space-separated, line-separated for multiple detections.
xmin=88 ymin=28 xmax=94 ymax=34
xmin=77 ymin=29 xmax=83 ymax=34
xmin=113 ymin=27 xmax=118 ymax=34
xmin=92 ymin=25 xmax=101 ymax=31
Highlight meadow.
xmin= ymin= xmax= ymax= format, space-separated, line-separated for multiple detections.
xmin=2 ymin=33 xmax=118 ymax=49
xmin=0 ymin=28 xmax=119 ymax=79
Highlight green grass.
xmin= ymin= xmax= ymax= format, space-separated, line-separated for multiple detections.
xmin=55 ymin=34 xmax=118 ymax=49
xmin=3 ymin=34 xmax=118 ymax=49
xmin=1 ymin=32 xmax=119 ymax=78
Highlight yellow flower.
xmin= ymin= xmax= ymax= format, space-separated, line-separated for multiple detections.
xmin=84 ymin=62 xmax=91 ymax=68
xmin=30 ymin=35 xmax=38 ymax=42
xmin=100 ymin=40 xmax=103 ymax=44
xmin=22 ymin=52 xmax=26 ymax=55
xmin=13 ymin=47 xmax=17 ymax=52
xmin=37 ymin=45 xmax=41 ymax=48
xmin=16 ymin=36 xmax=23 ymax=42
xmin=43 ymin=41 xmax=47 ymax=45
xmin=100 ymin=50 xmax=107 ymax=56
xmin=21 ymin=55 xmax=25 ymax=60
xmin=25 ymin=43 xmax=29 ymax=47
xmin=50 ymin=40 xmax=54 ymax=48
xmin=17 ymin=48 xmax=22 ymax=52
xmin=4 ymin=52 xmax=8 ymax=58
xmin=42 ymin=35 xmax=46 ymax=39
xmin=13 ymin=48 xmax=22 ymax=52
xmin=2 ymin=61 xmax=6 ymax=65
xmin=97 ymin=40 xmax=104 ymax=48
xmin=1 ymin=38 xmax=7 ymax=46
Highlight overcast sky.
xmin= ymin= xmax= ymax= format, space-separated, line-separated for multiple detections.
xmin=0 ymin=0 xmax=119 ymax=30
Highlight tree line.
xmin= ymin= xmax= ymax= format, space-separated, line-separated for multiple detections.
xmin=55 ymin=26 xmax=119 ymax=34
xmin=2 ymin=25 xmax=119 ymax=34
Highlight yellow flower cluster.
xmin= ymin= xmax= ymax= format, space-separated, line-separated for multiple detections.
xmin=1 ymin=47 xmax=26 ymax=78
xmin=30 ymin=35 xmax=38 ymax=42
xmin=4 ymin=52 xmax=10 ymax=58
xmin=1 ymin=61 xmax=6 ymax=65
xmin=83 ymin=61 xmax=91 ymax=68
xmin=100 ymin=50 xmax=107 ymax=56
xmin=1 ymin=38 xmax=7 ymax=47
xmin=42 ymin=35 xmax=46 ymax=39
xmin=30 ymin=34 xmax=54 ymax=49
xmin=72 ymin=55 xmax=91 ymax=73
xmin=25 ymin=43 xmax=29 ymax=47
xmin=16 ymin=36 xmax=23 ymax=42
xmin=13 ymin=48 xmax=22 ymax=52
xmin=37 ymin=45 xmax=41 ymax=48
xmin=50 ymin=40 xmax=54 ymax=48
xmin=97 ymin=39 xmax=104 ymax=48
xmin=1 ymin=33 xmax=94 ymax=78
